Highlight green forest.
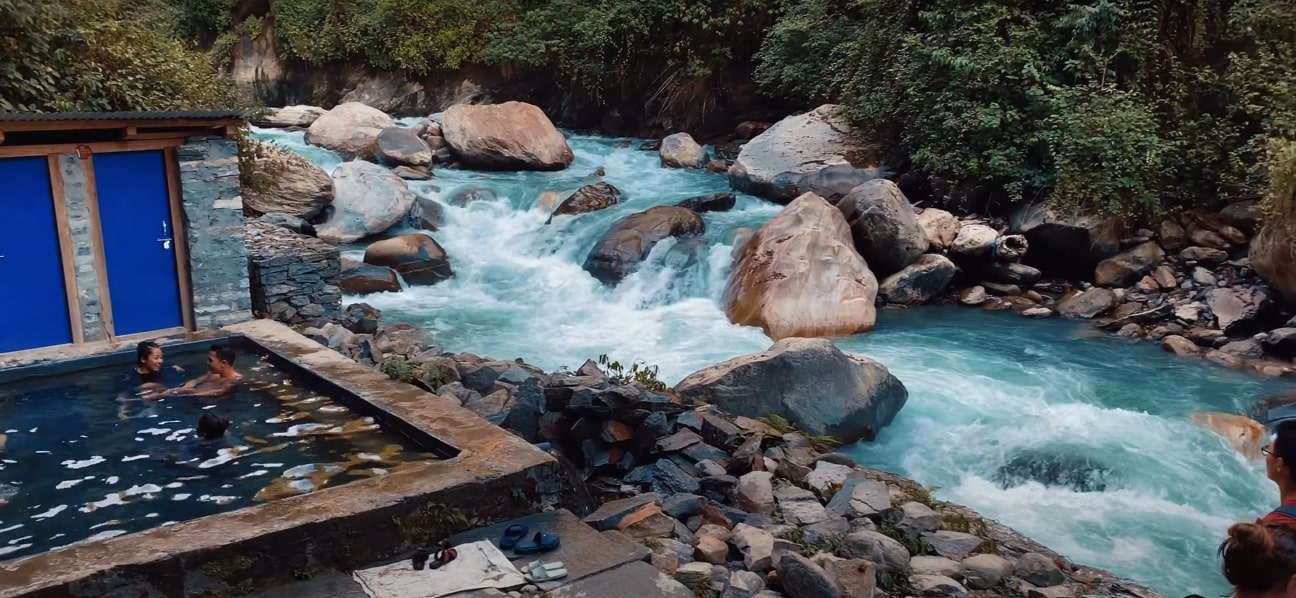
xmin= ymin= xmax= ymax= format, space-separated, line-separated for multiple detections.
xmin=1 ymin=0 xmax=1293 ymax=223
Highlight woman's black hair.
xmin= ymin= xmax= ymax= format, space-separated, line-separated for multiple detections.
xmin=136 ymin=341 xmax=161 ymax=367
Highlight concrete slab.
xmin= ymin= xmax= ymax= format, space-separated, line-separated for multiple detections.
xmin=449 ymin=509 xmax=651 ymax=591
xmin=548 ymin=561 xmax=697 ymax=598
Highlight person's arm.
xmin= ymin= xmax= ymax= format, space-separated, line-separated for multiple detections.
xmin=184 ymin=378 xmax=239 ymax=398
xmin=182 ymin=373 xmax=211 ymax=389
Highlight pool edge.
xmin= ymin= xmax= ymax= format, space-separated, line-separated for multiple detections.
xmin=0 ymin=320 xmax=560 ymax=598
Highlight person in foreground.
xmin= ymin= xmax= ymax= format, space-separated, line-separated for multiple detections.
xmin=1218 ymin=520 xmax=1296 ymax=598
xmin=161 ymin=343 xmax=243 ymax=398
xmin=1263 ymin=420 xmax=1296 ymax=528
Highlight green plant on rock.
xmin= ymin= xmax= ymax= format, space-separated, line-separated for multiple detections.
xmin=754 ymin=414 xmax=842 ymax=451
xmin=379 ymin=356 xmax=420 ymax=384
xmin=595 ymin=354 xmax=669 ymax=392
xmin=757 ymin=414 xmax=796 ymax=435
xmin=236 ymin=132 xmax=283 ymax=197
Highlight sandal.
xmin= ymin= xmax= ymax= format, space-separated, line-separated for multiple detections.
xmin=513 ymin=532 xmax=560 ymax=555
xmin=411 ymin=549 xmax=430 ymax=570
xmin=499 ymin=524 xmax=530 ymax=550
xmin=427 ymin=547 xmax=458 ymax=570
xmin=522 ymin=560 xmax=568 ymax=583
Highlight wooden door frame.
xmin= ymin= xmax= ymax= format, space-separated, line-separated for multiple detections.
xmin=87 ymin=146 xmax=196 ymax=340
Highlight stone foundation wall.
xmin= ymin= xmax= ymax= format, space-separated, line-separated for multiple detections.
xmin=245 ymin=220 xmax=342 ymax=325
xmin=178 ymin=137 xmax=254 ymax=328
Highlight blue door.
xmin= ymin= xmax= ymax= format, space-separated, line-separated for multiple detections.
xmin=93 ymin=150 xmax=184 ymax=335
xmin=0 ymin=156 xmax=73 ymax=353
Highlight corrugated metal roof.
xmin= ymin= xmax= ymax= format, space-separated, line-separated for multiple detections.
xmin=0 ymin=110 xmax=247 ymax=122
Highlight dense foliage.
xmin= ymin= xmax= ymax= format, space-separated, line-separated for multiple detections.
xmin=755 ymin=0 xmax=1296 ymax=219
xmin=24 ymin=0 xmax=1291 ymax=222
xmin=258 ymin=0 xmax=779 ymax=112
xmin=0 ymin=0 xmax=246 ymax=112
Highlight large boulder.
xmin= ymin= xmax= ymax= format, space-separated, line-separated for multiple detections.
xmin=363 ymin=233 xmax=453 ymax=285
xmin=242 ymin=143 xmax=333 ymax=219
xmin=549 ymin=183 xmax=620 ymax=223
xmin=916 ymin=208 xmax=961 ymax=250
xmin=1206 ymin=286 xmax=1271 ymax=334
xmin=1219 ymin=200 xmax=1261 ymax=235
xmin=878 ymin=254 xmax=957 ymax=305
xmin=728 ymin=105 xmax=884 ymax=204
xmin=316 ymin=161 xmax=417 ymax=244
xmin=254 ymin=105 xmax=326 ymax=128
xmin=1010 ymin=202 xmax=1123 ymax=280
xmin=304 ymin=102 xmax=394 ymax=159
xmin=373 ymin=127 xmax=433 ymax=168
xmin=1250 ymin=220 xmax=1296 ymax=306
xmin=1093 ymin=242 xmax=1165 ymax=288
xmin=1191 ymin=412 xmax=1266 ymax=460
xmin=340 ymin=257 xmax=402 ymax=295
xmin=835 ymin=179 xmax=929 ymax=277
xmin=583 ymin=206 xmax=704 ymax=285
xmin=725 ymin=192 xmax=878 ymax=339
xmin=675 ymin=338 xmax=909 ymax=443
xmin=441 ymin=101 xmax=574 ymax=170
xmin=659 ymin=133 xmax=708 ymax=169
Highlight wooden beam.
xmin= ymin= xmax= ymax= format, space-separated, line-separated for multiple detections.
xmin=81 ymin=154 xmax=116 ymax=343
xmin=164 ymin=147 xmax=196 ymax=333
xmin=46 ymin=154 xmax=86 ymax=345
xmin=0 ymin=130 xmax=6 ymax=145
xmin=0 ymin=138 xmax=186 ymax=159
xmin=0 ymin=117 xmax=244 ymax=135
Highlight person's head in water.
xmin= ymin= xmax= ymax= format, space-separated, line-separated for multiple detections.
xmin=206 ymin=343 xmax=237 ymax=377
xmin=1266 ymin=420 xmax=1296 ymax=495
xmin=196 ymin=412 xmax=229 ymax=440
xmin=1219 ymin=520 xmax=1296 ymax=598
xmin=136 ymin=341 xmax=162 ymax=373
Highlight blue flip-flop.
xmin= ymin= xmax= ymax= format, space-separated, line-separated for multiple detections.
xmin=499 ymin=524 xmax=530 ymax=550
xmin=513 ymin=531 xmax=560 ymax=554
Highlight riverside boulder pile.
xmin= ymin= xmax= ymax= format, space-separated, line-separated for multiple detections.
xmin=719 ymin=106 xmax=1295 ymax=378
xmin=298 ymin=304 xmax=1158 ymax=598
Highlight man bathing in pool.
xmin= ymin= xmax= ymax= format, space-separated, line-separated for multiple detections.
xmin=160 ymin=343 xmax=243 ymax=398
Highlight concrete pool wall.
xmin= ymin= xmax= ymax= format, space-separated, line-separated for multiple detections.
xmin=0 ymin=320 xmax=560 ymax=598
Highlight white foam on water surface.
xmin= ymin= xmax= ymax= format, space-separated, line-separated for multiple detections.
xmin=62 ymin=457 xmax=106 ymax=470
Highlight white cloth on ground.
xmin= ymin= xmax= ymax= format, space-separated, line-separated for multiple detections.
xmin=353 ymin=540 xmax=526 ymax=598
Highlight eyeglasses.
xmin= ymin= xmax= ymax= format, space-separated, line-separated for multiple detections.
xmin=1262 ymin=446 xmax=1275 ymax=457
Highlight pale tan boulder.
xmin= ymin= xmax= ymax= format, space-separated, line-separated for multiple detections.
xmin=724 ymin=192 xmax=878 ymax=339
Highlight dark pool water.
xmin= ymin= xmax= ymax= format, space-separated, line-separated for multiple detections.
xmin=0 ymin=349 xmax=435 ymax=561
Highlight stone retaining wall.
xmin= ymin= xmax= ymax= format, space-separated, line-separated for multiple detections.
xmin=178 ymin=137 xmax=254 ymax=329
xmin=245 ymin=220 xmax=342 ymax=325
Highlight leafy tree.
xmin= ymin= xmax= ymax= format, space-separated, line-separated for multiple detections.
xmin=0 ymin=0 xmax=247 ymax=112
xmin=755 ymin=0 xmax=1296 ymax=220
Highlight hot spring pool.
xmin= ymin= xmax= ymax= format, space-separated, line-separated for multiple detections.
xmin=0 ymin=340 xmax=438 ymax=561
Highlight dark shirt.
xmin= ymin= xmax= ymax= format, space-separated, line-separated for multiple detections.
xmin=1263 ymin=497 xmax=1296 ymax=530
xmin=124 ymin=367 xmax=162 ymax=387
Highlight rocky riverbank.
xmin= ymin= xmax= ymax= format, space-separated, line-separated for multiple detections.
xmin=297 ymin=303 xmax=1164 ymax=598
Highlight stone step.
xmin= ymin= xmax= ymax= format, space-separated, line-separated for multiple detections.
xmin=448 ymin=508 xmax=652 ymax=592
xmin=548 ymin=561 xmax=696 ymax=598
